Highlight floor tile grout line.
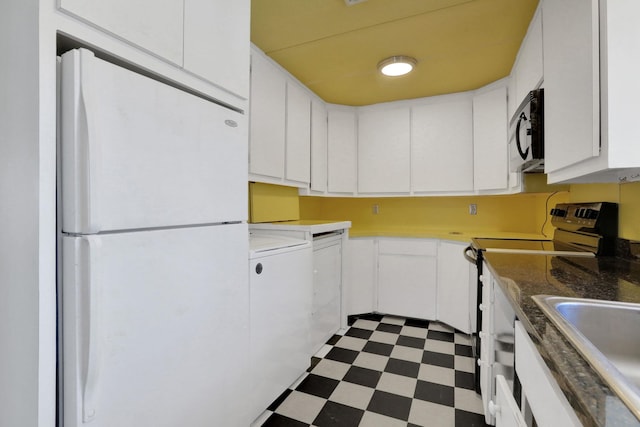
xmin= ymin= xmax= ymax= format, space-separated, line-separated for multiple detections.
xmin=259 ymin=315 xmax=487 ymax=427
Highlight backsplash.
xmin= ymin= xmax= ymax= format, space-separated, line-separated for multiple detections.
xmin=299 ymin=192 xmax=568 ymax=236
xmin=249 ymin=180 xmax=640 ymax=239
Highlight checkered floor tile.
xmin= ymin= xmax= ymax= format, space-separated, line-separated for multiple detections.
xmin=253 ymin=314 xmax=488 ymax=427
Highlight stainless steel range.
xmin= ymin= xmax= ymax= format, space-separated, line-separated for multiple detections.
xmin=463 ymin=202 xmax=618 ymax=424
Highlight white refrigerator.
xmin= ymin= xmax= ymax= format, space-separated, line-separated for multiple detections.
xmin=59 ymin=48 xmax=249 ymax=427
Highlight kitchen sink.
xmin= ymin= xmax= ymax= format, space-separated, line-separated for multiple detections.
xmin=532 ymin=295 xmax=640 ymax=419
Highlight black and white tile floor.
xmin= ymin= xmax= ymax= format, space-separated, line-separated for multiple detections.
xmin=253 ymin=313 xmax=489 ymax=427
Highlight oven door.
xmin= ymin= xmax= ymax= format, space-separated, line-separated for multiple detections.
xmin=478 ymin=266 xmax=495 ymax=425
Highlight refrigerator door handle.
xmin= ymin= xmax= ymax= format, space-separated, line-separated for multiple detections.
xmin=63 ymin=48 xmax=101 ymax=234
xmin=82 ymin=235 xmax=102 ymax=422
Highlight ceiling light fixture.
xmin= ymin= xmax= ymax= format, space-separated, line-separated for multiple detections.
xmin=377 ymin=55 xmax=417 ymax=77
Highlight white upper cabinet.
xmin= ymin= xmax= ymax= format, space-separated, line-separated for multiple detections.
xmin=542 ymin=0 xmax=600 ymax=175
xmin=411 ymin=96 xmax=474 ymax=193
xmin=249 ymin=50 xmax=286 ymax=180
xmin=310 ymin=99 xmax=328 ymax=192
xmin=510 ymin=6 xmax=543 ymax=115
xmin=249 ymin=46 xmax=312 ymax=188
xmin=473 ymin=84 xmax=509 ymax=191
xmin=358 ymin=106 xmax=411 ymax=194
xmin=285 ymin=82 xmax=311 ymax=184
xmin=59 ymin=0 xmax=184 ymax=65
xmin=183 ymin=0 xmax=250 ymax=99
xmin=59 ymin=0 xmax=250 ymax=100
xmin=327 ymin=107 xmax=357 ymax=194
xmin=544 ymin=0 xmax=640 ymax=183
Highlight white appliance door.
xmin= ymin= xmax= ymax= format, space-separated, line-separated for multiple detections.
xmin=249 ymin=245 xmax=312 ymax=421
xmin=311 ymin=240 xmax=342 ymax=353
xmin=479 ymin=268 xmax=495 ymax=425
xmin=61 ymin=224 xmax=249 ymax=427
xmin=60 ymin=48 xmax=247 ymax=234
xmin=494 ymin=375 xmax=527 ymax=427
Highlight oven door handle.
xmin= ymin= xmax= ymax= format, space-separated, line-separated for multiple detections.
xmin=464 ymin=245 xmax=478 ymax=265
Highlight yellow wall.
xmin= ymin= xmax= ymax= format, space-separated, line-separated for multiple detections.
xmin=250 ymin=180 xmax=640 ymax=241
xmin=566 ymin=181 xmax=640 ymax=240
xmin=248 ymin=182 xmax=300 ymax=223
xmin=300 ymin=192 xmax=569 ymax=237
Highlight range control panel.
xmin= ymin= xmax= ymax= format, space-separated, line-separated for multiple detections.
xmin=550 ymin=202 xmax=618 ymax=236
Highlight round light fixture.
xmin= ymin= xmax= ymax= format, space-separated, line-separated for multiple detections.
xmin=377 ymin=55 xmax=417 ymax=77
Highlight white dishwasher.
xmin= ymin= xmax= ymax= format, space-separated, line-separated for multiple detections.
xmin=249 ymin=235 xmax=313 ymax=422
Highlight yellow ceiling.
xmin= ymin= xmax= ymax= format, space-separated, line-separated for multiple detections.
xmin=251 ymin=0 xmax=539 ymax=106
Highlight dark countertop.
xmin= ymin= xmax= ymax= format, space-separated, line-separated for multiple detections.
xmin=483 ymin=252 xmax=640 ymax=427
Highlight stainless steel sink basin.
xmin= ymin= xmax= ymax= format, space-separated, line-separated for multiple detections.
xmin=532 ymin=295 xmax=640 ymax=419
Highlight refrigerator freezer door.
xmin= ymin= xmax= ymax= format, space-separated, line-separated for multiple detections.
xmin=60 ymin=48 xmax=247 ymax=234
xmin=61 ymin=224 xmax=249 ymax=427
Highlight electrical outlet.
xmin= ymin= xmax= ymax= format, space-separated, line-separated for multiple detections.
xmin=372 ymin=204 xmax=379 ymax=215
xmin=469 ymin=204 xmax=477 ymax=215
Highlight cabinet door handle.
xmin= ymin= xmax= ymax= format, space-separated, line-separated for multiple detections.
xmin=255 ymin=263 xmax=263 ymax=274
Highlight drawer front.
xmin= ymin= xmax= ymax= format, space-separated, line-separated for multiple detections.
xmin=378 ymin=238 xmax=437 ymax=256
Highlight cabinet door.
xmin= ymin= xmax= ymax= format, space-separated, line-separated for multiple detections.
xmin=473 ymin=85 xmax=508 ymax=191
xmin=312 ymin=242 xmax=342 ymax=353
xmin=285 ymin=82 xmax=311 ymax=184
xmin=327 ymin=109 xmax=357 ymax=193
xmin=310 ymin=99 xmax=328 ymax=192
xmin=345 ymin=239 xmax=376 ymax=316
xmin=543 ymin=0 xmax=600 ymax=173
xmin=183 ymin=0 xmax=250 ymax=98
xmin=249 ymin=51 xmax=286 ymax=179
xmin=358 ymin=107 xmax=410 ymax=193
xmin=378 ymin=254 xmax=436 ymax=320
xmin=59 ymin=0 xmax=184 ymax=64
xmin=512 ymin=8 xmax=543 ymax=109
xmin=437 ymin=241 xmax=474 ymax=333
xmin=494 ymin=375 xmax=527 ymax=427
xmin=412 ymin=99 xmax=473 ymax=192
xmin=377 ymin=239 xmax=437 ymax=320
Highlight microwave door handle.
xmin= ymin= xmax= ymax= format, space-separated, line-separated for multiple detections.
xmin=516 ymin=112 xmax=530 ymax=160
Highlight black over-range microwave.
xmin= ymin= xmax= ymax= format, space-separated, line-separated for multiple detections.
xmin=509 ymin=89 xmax=544 ymax=172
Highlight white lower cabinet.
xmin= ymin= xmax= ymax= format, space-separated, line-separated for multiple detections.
xmin=345 ymin=238 xmax=377 ymax=316
xmin=311 ymin=236 xmax=343 ymax=354
xmin=514 ymin=321 xmax=582 ymax=427
xmin=493 ymin=375 xmax=527 ymax=427
xmin=437 ymin=241 xmax=476 ymax=334
xmin=377 ymin=239 xmax=437 ymax=320
xmin=346 ymin=238 xmax=475 ymax=330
